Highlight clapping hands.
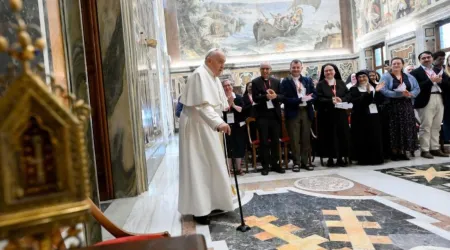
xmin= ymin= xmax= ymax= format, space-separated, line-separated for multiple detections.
xmin=302 ymin=93 xmax=313 ymax=102
xmin=266 ymin=89 xmax=277 ymax=100
xmin=432 ymin=75 xmax=442 ymax=83
xmin=375 ymin=82 xmax=385 ymax=92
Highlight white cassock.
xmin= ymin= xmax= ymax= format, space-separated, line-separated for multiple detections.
xmin=178 ymin=64 xmax=234 ymax=217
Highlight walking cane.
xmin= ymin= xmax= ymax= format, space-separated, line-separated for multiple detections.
xmin=223 ymin=133 xmax=251 ymax=232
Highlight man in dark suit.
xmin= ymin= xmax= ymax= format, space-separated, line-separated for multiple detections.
xmin=251 ymin=62 xmax=285 ymax=175
xmin=411 ymin=51 xmax=450 ymax=158
xmin=280 ymin=59 xmax=316 ymax=171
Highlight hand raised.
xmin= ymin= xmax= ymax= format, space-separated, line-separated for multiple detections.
xmin=376 ymin=82 xmax=385 ymax=92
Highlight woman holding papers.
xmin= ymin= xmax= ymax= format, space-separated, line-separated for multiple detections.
xmin=315 ymin=63 xmax=351 ymax=167
xmin=349 ymin=71 xmax=385 ymax=165
xmin=380 ymin=57 xmax=420 ymax=161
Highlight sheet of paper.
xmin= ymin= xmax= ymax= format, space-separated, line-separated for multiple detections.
xmin=394 ymin=83 xmax=406 ymax=92
xmin=334 ymin=102 xmax=353 ymax=110
xmin=267 ymin=100 xmax=274 ymax=109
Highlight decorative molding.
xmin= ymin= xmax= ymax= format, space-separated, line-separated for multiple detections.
xmin=386 ymin=32 xmax=416 ymax=47
xmin=171 ymin=53 xmax=360 ymax=74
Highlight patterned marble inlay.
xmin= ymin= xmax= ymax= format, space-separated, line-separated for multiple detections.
xmin=246 ymin=215 xmax=328 ymax=250
xmin=323 ymin=207 xmax=392 ymax=250
xmin=208 ymin=191 xmax=450 ymax=250
xmin=294 ymin=176 xmax=354 ymax=192
xmin=378 ymin=163 xmax=450 ymax=193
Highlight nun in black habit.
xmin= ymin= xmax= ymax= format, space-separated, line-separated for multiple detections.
xmin=349 ymin=71 xmax=385 ymax=165
xmin=315 ymin=63 xmax=351 ymax=166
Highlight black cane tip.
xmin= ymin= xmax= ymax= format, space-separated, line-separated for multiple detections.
xmin=236 ymin=224 xmax=251 ymax=232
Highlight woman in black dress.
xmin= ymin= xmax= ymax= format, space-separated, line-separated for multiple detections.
xmin=315 ymin=63 xmax=351 ymax=166
xmin=222 ymin=80 xmax=246 ymax=175
xmin=349 ymin=71 xmax=385 ymax=165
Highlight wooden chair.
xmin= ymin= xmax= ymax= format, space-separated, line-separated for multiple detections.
xmin=246 ymin=117 xmax=259 ymax=171
xmin=87 ymin=198 xmax=170 ymax=246
xmin=245 ymin=117 xmax=283 ymax=171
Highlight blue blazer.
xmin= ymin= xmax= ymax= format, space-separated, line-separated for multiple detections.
xmin=280 ymin=75 xmax=316 ymax=121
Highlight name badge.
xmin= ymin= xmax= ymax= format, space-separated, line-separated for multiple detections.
xmin=267 ymin=100 xmax=274 ymax=109
xmin=226 ymin=112 xmax=235 ymax=124
xmin=369 ymin=103 xmax=378 ymax=114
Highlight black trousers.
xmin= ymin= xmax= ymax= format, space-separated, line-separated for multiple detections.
xmin=257 ymin=117 xmax=280 ymax=170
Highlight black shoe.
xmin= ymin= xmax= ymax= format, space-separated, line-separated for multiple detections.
xmin=261 ymin=170 xmax=269 ymax=175
xmin=273 ymin=167 xmax=285 ymax=174
xmin=301 ymin=163 xmax=314 ymax=171
xmin=430 ymin=150 xmax=449 ymax=157
xmin=391 ymin=154 xmax=399 ymax=161
xmin=398 ymin=154 xmax=410 ymax=161
xmin=327 ymin=159 xmax=334 ymax=167
xmin=292 ymin=164 xmax=300 ymax=172
xmin=336 ymin=158 xmax=346 ymax=166
xmin=421 ymin=151 xmax=434 ymax=159
xmin=193 ymin=215 xmax=210 ymax=225
xmin=209 ymin=209 xmax=227 ymax=216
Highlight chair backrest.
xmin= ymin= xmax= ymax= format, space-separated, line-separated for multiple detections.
xmin=245 ymin=117 xmax=258 ymax=144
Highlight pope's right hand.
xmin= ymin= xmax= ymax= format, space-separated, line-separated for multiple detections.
xmin=217 ymin=123 xmax=231 ymax=135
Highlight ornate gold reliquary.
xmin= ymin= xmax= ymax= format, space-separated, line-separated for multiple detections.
xmin=0 ymin=0 xmax=91 ymax=248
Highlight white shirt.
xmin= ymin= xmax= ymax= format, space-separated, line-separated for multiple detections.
xmin=421 ymin=65 xmax=442 ymax=93
xmin=327 ymin=78 xmax=336 ymax=86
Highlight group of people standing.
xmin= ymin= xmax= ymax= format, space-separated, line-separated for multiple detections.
xmin=221 ymin=50 xmax=450 ymax=175
xmin=176 ymin=48 xmax=450 ymax=225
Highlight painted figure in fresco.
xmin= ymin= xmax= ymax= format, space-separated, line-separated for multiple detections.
xmin=253 ymin=0 xmax=320 ymax=43
xmin=366 ymin=0 xmax=381 ymax=31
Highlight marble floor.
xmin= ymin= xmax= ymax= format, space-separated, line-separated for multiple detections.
xmin=101 ymin=138 xmax=450 ymax=250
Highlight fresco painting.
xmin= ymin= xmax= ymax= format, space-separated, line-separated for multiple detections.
xmin=354 ymin=0 xmax=435 ymax=38
xmin=176 ymin=0 xmax=342 ymax=60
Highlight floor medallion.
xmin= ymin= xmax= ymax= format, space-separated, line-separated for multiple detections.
xmin=294 ymin=176 xmax=355 ymax=192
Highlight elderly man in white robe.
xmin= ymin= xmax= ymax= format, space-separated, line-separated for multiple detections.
xmin=178 ymin=48 xmax=234 ymax=225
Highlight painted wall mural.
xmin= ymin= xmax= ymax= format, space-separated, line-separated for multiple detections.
xmin=354 ymin=0 xmax=438 ymax=38
xmin=175 ymin=0 xmax=343 ymax=60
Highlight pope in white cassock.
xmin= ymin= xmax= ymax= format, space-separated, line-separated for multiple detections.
xmin=178 ymin=49 xmax=234 ymax=225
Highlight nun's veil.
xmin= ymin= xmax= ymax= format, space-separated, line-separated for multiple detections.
xmin=319 ymin=63 xmax=343 ymax=81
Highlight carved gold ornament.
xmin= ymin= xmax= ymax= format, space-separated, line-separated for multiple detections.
xmin=0 ymin=0 xmax=91 ymax=248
